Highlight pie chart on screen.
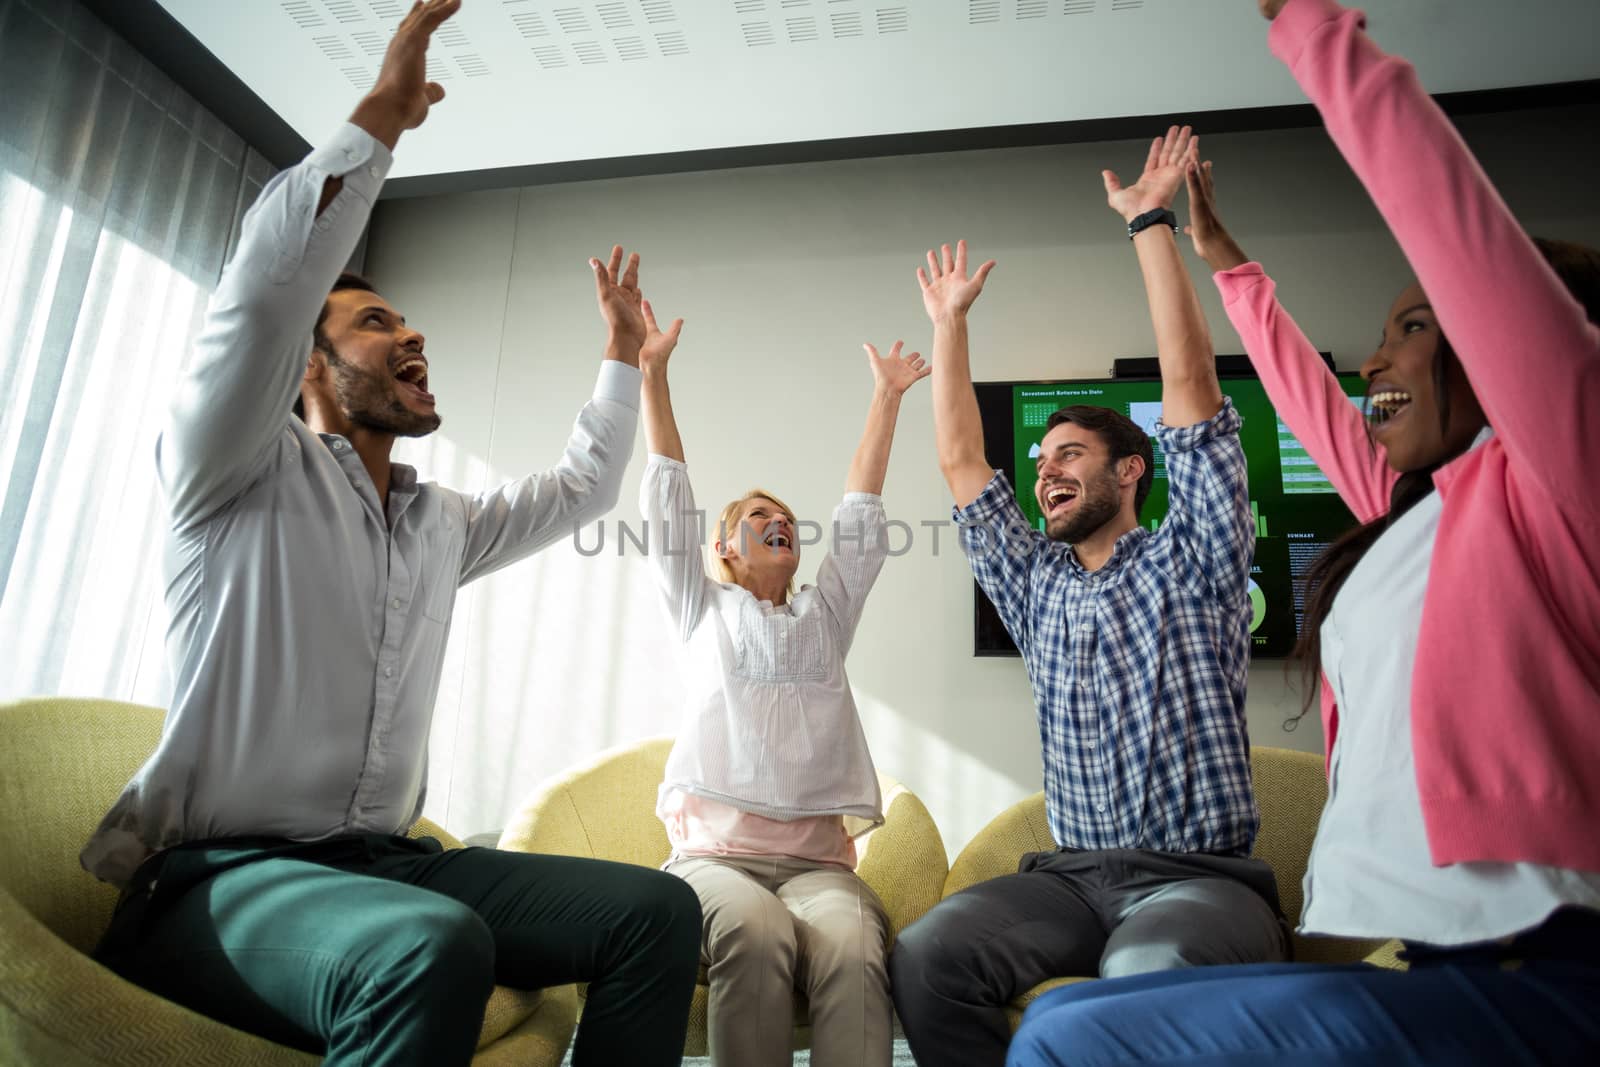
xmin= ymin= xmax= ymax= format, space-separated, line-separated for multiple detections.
xmin=1248 ymin=580 xmax=1267 ymax=633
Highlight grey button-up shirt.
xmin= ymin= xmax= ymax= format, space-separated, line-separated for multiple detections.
xmin=82 ymin=123 xmax=640 ymax=887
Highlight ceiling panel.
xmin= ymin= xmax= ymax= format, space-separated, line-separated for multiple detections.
xmin=153 ymin=0 xmax=1600 ymax=183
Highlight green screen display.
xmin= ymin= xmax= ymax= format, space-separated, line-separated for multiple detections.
xmin=975 ymin=375 xmax=1367 ymax=658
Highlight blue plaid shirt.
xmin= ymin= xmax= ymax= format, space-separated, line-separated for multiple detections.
xmin=958 ymin=400 xmax=1258 ymax=856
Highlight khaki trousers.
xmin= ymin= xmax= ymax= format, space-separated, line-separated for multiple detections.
xmin=668 ymin=854 xmax=892 ymax=1067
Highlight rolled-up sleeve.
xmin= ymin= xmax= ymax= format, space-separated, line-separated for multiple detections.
xmin=1156 ymin=398 xmax=1253 ymax=599
xmin=639 ymin=453 xmax=712 ymax=642
xmin=812 ymin=492 xmax=889 ymax=652
xmin=955 ymin=472 xmax=1044 ymax=656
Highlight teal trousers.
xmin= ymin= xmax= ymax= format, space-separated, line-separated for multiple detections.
xmin=95 ymin=834 xmax=701 ymax=1067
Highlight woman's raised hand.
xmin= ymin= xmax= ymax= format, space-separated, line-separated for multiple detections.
xmin=863 ymin=340 xmax=929 ymax=397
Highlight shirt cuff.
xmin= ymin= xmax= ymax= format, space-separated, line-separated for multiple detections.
xmin=1213 ymin=261 xmax=1269 ymax=307
xmin=839 ymin=491 xmax=883 ymax=507
xmin=647 ymin=453 xmax=687 ymax=472
xmin=305 ymin=123 xmax=394 ymax=200
xmin=952 ymin=470 xmax=1011 ymax=524
xmin=1269 ymin=0 xmax=1350 ymax=68
xmin=595 ymin=360 xmax=643 ymax=410
xmin=1155 ymin=396 xmax=1243 ymax=453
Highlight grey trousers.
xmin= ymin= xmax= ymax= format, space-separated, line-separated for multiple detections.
xmin=889 ymin=847 xmax=1290 ymax=1067
xmin=668 ymin=854 xmax=893 ymax=1067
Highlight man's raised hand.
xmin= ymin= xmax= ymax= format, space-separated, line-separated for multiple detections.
xmin=863 ymin=341 xmax=929 ymax=397
xmin=918 ymin=241 xmax=997 ymax=325
xmin=349 ymin=0 xmax=460 ymax=150
xmin=592 ymin=245 xmax=648 ymax=365
xmin=1103 ymin=125 xmax=1198 ymax=224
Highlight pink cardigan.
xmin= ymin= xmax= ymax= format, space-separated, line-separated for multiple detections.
xmin=1214 ymin=0 xmax=1600 ymax=872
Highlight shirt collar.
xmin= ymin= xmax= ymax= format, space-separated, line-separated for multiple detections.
xmin=1064 ymin=525 xmax=1152 ymax=577
xmin=316 ymin=432 xmax=421 ymax=517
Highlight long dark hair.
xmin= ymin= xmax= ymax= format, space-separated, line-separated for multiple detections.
xmin=1290 ymin=237 xmax=1600 ymax=717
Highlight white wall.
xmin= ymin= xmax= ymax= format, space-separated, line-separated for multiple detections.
xmin=365 ymin=103 xmax=1600 ymax=859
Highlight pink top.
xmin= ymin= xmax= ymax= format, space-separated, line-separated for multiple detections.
xmin=663 ymin=792 xmax=856 ymax=868
xmin=1215 ymin=0 xmax=1600 ymax=872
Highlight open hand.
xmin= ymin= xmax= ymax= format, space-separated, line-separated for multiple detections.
xmin=1103 ymin=125 xmax=1198 ymax=223
xmin=864 ymin=340 xmax=929 ymax=397
xmin=351 ymin=0 xmax=460 ymax=147
xmin=1183 ymin=160 xmax=1250 ymax=272
xmin=918 ymin=241 xmax=996 ymax=324
xmin=639 ymin=299 xmax=683 ymax=377
xmin=592 ymin=245 xmax=646 ymax=348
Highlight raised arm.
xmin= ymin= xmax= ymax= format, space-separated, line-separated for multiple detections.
xmin=160 ymin=0 xmax=458 ymax=529
xmin=633 ymin=306 xmax=711 ymax=639
xmin=1186 ymin=158 xmax=1397 ymax=522
xmin=1261 ymin=0 xmax=1600 ymax=508
xmin=639 ymin=298 xmax=686 ymax=461
xmin=920 ymin=240 xmax=998 ymax=508
xmin=848 ymin=341 xmax=929 ymax=494
xmin=455 ymin=248 xmax=656 ymax=582
xmin=1102 ymin=126 xmax=1222 ymax=428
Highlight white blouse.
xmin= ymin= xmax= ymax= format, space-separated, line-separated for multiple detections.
xmin=640 ymin=455 xmax=885 ymax=830
xmin=1306 ymin=432 xmax=1600 ymax=944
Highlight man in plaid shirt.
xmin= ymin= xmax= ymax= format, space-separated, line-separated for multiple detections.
xmin=890 ymin=129 xmax=1289 ymax=1067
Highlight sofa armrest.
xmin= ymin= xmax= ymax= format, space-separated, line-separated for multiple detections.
xmin=856 ymin=784 xmax=948 ymax=941
xmin=0 ymin=884 xmax=312 ymax=1066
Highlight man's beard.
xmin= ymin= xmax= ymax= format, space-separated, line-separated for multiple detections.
xmin=1044 ymin=462 xmax=1122 ymax=544
xmin=326 ymin=347 xmax=441 ymax=437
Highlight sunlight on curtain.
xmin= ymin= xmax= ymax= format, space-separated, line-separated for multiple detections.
xmin=0 ymin=0 xmax=273 ymax=702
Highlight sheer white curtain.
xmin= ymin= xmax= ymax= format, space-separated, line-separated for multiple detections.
xmin=0 ymin=0 xmax=275 ymax=703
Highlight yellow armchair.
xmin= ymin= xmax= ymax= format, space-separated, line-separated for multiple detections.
xmin=942 ymin=745 xmax=1402 ymax=1029
xmin=498 ymin=736 xmax=948 ymax=1057
xmin=0 ymin=698 xmax=577 ymax=1066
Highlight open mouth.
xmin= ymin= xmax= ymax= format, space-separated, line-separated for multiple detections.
xmin=762 ymin=529 xmax=793 ymax=552
xmin=1367 ymin=388 xmax=1412 ymax=429
xmin=394 ymin=356 xmax=434 ymax=404
xmin=1043 ymin=484 xmax=1079 ymax=517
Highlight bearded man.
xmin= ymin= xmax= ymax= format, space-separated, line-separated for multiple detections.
xmin=889 ymin=126 xmax=1289 ymax=1067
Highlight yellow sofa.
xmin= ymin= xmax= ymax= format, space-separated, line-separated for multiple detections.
xmin=942 ymin=745 xmax=1403 ymax=1028
xmin=499 ymin=736 xmax=949 ymax=1057
xmin=0 ymin=697 xmax=578 ymax=1066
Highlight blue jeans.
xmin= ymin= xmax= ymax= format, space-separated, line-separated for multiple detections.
xmin=1006 ymin=907 xmax=1600 ymax=1066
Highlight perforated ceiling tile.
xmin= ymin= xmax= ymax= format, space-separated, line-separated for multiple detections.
xmin=158 ymin=0 xmax=1600 ymax=182
xmin=597 ymin=2 xmax=634 ymax=29
xmin=279 ymin=0 xmax=324 ymax=29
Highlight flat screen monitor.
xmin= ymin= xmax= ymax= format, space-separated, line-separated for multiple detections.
xmin=972 ymin=372 xmax=1368 ymax=658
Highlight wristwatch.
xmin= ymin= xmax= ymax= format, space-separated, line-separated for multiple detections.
xmin=1127 ymin=207 xmax=1178 ymax=240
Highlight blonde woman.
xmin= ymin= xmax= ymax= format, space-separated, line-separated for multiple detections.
xmin=636 ymin=301 xmax=926 ymax=1067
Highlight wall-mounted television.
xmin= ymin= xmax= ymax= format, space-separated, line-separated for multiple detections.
xmin=972 ymin=371 xmax=1367 ymax=659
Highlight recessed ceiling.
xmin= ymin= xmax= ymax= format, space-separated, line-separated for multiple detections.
xmin=155 ymin=0 xmax=1600 ymax=186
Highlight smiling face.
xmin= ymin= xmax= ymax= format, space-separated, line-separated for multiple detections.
xmin=306 ymin=287 xmax=441 ymax=438
xmin=1033 ymin=423 xmax=1135 ymax=544
xmin=1360 ymin=283 xmax=1485 ymax=473
xmin=714 ymin=494 xmax=800 ymax=594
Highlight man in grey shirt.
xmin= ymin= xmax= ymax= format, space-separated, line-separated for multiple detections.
xmin=81 ymin=4 xmax=699 ymax=1065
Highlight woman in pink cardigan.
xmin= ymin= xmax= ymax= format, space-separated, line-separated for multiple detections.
xmin=1006 ymin=1 xmax=1600 ymax=1064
